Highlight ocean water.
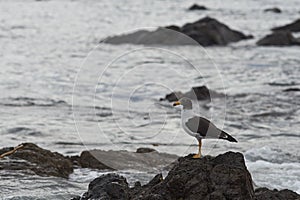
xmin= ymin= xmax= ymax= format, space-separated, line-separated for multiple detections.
xmin=0 ymin=0 xmax=299 ymax=199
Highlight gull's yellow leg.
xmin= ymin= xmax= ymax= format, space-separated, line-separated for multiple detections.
xmin=192 ymin=139 xmax=202 ymax=159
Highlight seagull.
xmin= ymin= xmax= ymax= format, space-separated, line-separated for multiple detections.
xmin=173 ymin=97 xmax=237 ymax=158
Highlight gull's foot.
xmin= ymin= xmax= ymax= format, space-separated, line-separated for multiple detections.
xmin=192 ymin=153 xmax=202 ymax=159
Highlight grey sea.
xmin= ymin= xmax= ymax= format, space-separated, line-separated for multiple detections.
xmin=0 ymin=0 xmax=299 ymax=199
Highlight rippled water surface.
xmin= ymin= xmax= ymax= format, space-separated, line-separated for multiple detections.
xmin=0 ymin=0 xmax=299 ymax=199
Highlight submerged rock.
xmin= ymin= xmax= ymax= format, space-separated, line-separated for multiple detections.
xmin=264 ymin=7 xmax=282 ymax=13
xmin=0 ymin=143 xmax=73 ymax=178
xmin=103 ymin=17 xmax=253 ymax=46
xmin=188 ymin=4 xmax=208 ymax=11
xmin=272 ymin=18 xmax=300 ymax=32
xmin=257 ymin=31 xmax=300 ymax=46
xmin=160 ymin=85 xmax=224 ymax=102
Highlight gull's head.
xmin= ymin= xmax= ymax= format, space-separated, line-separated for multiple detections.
xmin=173 ymin=97 xmax=192 ymax=110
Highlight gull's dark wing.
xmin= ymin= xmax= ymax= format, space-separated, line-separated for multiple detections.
xmin=185 ymin=116 xmax=238 ymax=142
xmin=185 ymin=116 xmax=217 ymax=137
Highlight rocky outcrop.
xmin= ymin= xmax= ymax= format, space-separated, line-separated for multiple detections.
xmin=1 ymin=143 xmax=177 ymax=178
xmin=272 ymin=18 xmax=300 ymax=32
xmin=103 ymin=17 xmax=253 ymax=46
xmin=0 ymin=143 xmax=73 ymax=178
xmin=257 ymin=31 xmax=300 ymax=46
xmin=160 ymin=85 xmax=224 ymax=102
xmin=188 ymin=4 xmax=208 ymax=11
xmin=72 ymin=152 xmax=300 ymax=200
xmin=264 ymin=7 xmax=282 ymax=13
xmin=74 ymin=152 xmax=256 ymax=200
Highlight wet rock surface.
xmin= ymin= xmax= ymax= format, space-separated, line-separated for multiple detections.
xmin=103 ymin=17 xmax=252 ymax=46
xmin=71 ymin=149 xmax=178 ymax=171
xmin=257 ymin=31 xmax=300 ymax=46
xmin=0 ymin=143 xmax=73 ymax=178
xmin=160 ymin=85 xmax=225 ymax=102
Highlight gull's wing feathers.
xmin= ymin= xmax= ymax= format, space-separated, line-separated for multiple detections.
xmin=185 ymin=116 xmax=237 ymax=142
xmin=185 ymin=116 xmax=217 ymax=137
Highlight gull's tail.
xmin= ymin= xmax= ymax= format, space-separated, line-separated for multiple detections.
xmin=219 ymin=130 xmax=238 ymax=143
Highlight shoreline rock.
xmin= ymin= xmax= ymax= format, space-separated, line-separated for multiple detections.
xmin=103 ymin=17 xmax=253 ymax=46
xmin=0 ymin=143 xmax=73 ymax=178
xmin=1 ymin=144 xmax=299 ymax=199
xmin=72 ymin=152 xmax=300 ymax=200
xmin=0 ymin=143 xmax=177 ymax=177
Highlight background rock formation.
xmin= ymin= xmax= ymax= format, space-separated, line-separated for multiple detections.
xmin=103 ymin=17 xmax=253 ymax=46
xmin=257 ymin=31 xmax=300 ymax=46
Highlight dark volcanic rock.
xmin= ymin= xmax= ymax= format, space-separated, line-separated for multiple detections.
xmin=272 ymin=18 xmax=300 ymax=32
xmin=104 ymin=17 xmax=253 ymax=46
xmin=0 ymin=143 xmax=73 ymax=178
xmin=72 ymin=152 xmax=300 ymax=200
xmin=254 ymin=187 xmax=300 ymax=200
xmin=81 ymin=174 xmax=130 ymax=200
xmin=74 ymin=152 xmax=255 ymax=200
xmin=160 ymin=85 xmax=224 ymax=102
xmin=133 ymin=152 xmax=254 ymax=200
xmin=264 ymin=7 xmax=282 ymax=13
xmin=188 ymin=4 xmax=208 ymax=11
xmin=257 ymin=31 xmax=300 ymax=46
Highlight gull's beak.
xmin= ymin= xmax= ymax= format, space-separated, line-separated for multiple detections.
xmin=173 ymin=101 xmax=181 ymax=106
